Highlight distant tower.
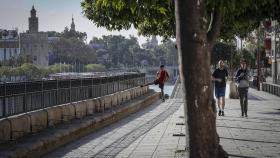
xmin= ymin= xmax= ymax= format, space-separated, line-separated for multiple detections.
xmin=28 ymin=5 xmax=38 ymax=33
xmin=70 ymin=15 xmax=76 ymax=32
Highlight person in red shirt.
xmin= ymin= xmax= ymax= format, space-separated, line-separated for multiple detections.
xmin=141 ymin=65 xmax=169 ymax=101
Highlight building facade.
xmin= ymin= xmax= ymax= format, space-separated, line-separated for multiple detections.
xmin=0 ymin=30 xmax=20 ymax=61
xmin=270 ymin=21 xmax=280 ymax=83
xmin=20 ymin=6 xmax=49 ymax=67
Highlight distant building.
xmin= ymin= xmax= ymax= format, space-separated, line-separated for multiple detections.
xmin=0 ymin=29 xmax=20 ymax=61
xmin=20 ymin=5 xmax=49 ymax=67
xmin=270 ymin=20 xmax=280 ymax=81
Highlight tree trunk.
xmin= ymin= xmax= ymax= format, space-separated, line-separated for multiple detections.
xmin=174 ymin=0 xmax=227 ymax=157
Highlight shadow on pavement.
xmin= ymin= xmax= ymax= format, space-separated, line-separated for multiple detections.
xmin=220 ymin=137 xmax=280 ymax=144
xmin=227 ymin=154 xmax=255 ymax=158
xmin=217 ymin=125 xmax=280 ymax=132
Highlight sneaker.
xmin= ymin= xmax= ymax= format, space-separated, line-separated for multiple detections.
xmin=245 ymin=113 xmax=248 ymax=117
xmin=218 ymin=110 xmax=221 ymax=116
xmin=241 ymin=113 xmax=244 ymax=117
xmin=221 ymin=111 xmax=224 ymax=116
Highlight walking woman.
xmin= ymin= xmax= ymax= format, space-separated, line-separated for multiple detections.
xmin=235 ymin=59 xmax=251 ymax=117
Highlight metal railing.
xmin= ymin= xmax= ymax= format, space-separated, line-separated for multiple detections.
xmin=0 ymin=73 xmax=145 ymax=118
xmin=261 ymin=82 xmax=280 ymax=97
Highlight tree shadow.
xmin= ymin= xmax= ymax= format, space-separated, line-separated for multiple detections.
xmin=220 ymin=137 xmax=280 ymax=144
xmin=227 ymin=154 xmax=255 ymax=158
xmin=217 ymin=125 xmax=280 ymax=133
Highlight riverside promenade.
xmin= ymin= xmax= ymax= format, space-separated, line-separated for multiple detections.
xmin=45 ymin=83 xmax=280 ymax=158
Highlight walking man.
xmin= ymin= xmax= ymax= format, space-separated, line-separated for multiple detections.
xmin=235 ymin=59 xmax=251 ymax=117
xmin=141 ymin=65 xmax=169 ymax=101
xmin=212 ymin=60 xmax=228 ymax=116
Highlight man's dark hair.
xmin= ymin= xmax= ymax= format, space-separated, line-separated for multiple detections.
xmin=160 ymin=65 xmax=164 ymax=68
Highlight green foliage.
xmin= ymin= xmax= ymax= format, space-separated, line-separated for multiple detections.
xmin=62 ymin=27 xmax=87 ymax=41
xmin=211 ymin=42 xmax=235 ymax=66
xmin=81 ymin=0 xmax=175 ymax=39
xmin=20 ymin=63 xmax=41 ymax=79
xmin=47 ymin=31 xmax=62 ymax=37
xmin=211 ymin=42 xmax=256 ymax=69
xmin=0 ymin=66 xmax=11 ymax=76
xmin=48 ymin=64 xmax=73 ymax=73
xmin=241 ymin=49 xmax=256 ymax=68
xmin=0 ymin=63 xmax=75 ymax=81
xmin=81 ymin=0 xmax=280 ymax=41
xmin=90 ymin=35 xmax=177 ymax=67
xmin=85 ymin=64 xmax=106 ymax=72
xmin=230 ymin=49 xmax=256 ymax=69
xmin=50 ymin=37 xmax=97 ymax=65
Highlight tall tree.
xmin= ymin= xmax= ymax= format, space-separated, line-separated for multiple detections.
xmin=174 ymin=1 xmax=226 ymax=157
xmin=81 ymin=1 xmax=280 ymax=157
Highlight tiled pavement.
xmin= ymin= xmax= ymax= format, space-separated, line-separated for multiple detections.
xmin=44 ymin=84 xmax=280 ymax=158
xmin=217 ymin=87 xmax=280 ymax=158
xmin=44 ymin=98 xmax=184 ymax=158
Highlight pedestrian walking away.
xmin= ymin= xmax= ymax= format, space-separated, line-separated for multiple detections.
xmin=235 ymin=59 xmax=251 ymax=117
xmin=141 ymin=65 xmax=169 ymax=101
xmin=212 ymin=60 xmax=228 ymax=116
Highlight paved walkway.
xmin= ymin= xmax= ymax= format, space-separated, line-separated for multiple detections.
xmin=44 ymin=99 xmax=184 ymax=157
xmin=44 ymin=85 xmax=280 ymax=158
xmin=217 ymin=88 xmax=280 ymax=158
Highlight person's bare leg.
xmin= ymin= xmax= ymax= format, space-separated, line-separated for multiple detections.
xmin=221 ymin=97 xmax=225 ymax=110
xmin=161 ymin=88 xmax=165 ymax=101
xmin=217 ymin=97 xmax=221 ymax=116
xmin=221 ymin=97 xmax=225 ymax=116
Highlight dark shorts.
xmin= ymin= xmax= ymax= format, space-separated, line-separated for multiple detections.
xmin=154 ymin=79 xmax=164 ymax=89
xmin=215 ymin=87 xmax=226 ymax=98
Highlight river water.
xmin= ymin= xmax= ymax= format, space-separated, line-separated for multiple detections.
xmin=150 ymin=83 xmax=229 ymax=99
xmin=149 ymin=84 xmax=175 ymax=96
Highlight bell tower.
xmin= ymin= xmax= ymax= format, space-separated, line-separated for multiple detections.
xmin=28 ymin=5 xmax=38 ymax=33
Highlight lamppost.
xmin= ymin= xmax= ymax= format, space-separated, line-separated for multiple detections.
xmin=257 ymin=26 xmax=263 ymax=91
xmin=273 ymin=23 xmax=280 ymax=84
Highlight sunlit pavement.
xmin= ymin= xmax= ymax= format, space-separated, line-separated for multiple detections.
xmin=44 ymin=84 xmax=280 ymax=158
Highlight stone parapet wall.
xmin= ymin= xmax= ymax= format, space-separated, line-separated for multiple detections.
xmin=0 ymin=86 xmax=150 ymax=144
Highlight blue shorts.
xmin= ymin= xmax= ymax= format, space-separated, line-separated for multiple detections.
xmin=215 ymin=87 xmax=226 ymax=98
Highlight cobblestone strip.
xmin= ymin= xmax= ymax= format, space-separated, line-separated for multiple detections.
xmin=93 ymin=100 xmax=183 ymax=158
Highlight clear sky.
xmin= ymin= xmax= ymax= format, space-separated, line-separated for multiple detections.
xmin=0 ymin=0 xmax=149 ymax=44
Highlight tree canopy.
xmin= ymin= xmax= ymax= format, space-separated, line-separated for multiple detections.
xmin=81 ymin=0 xmax=280 ymax=41
xmin=89 ymin=35 xmax=177 ymax=68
